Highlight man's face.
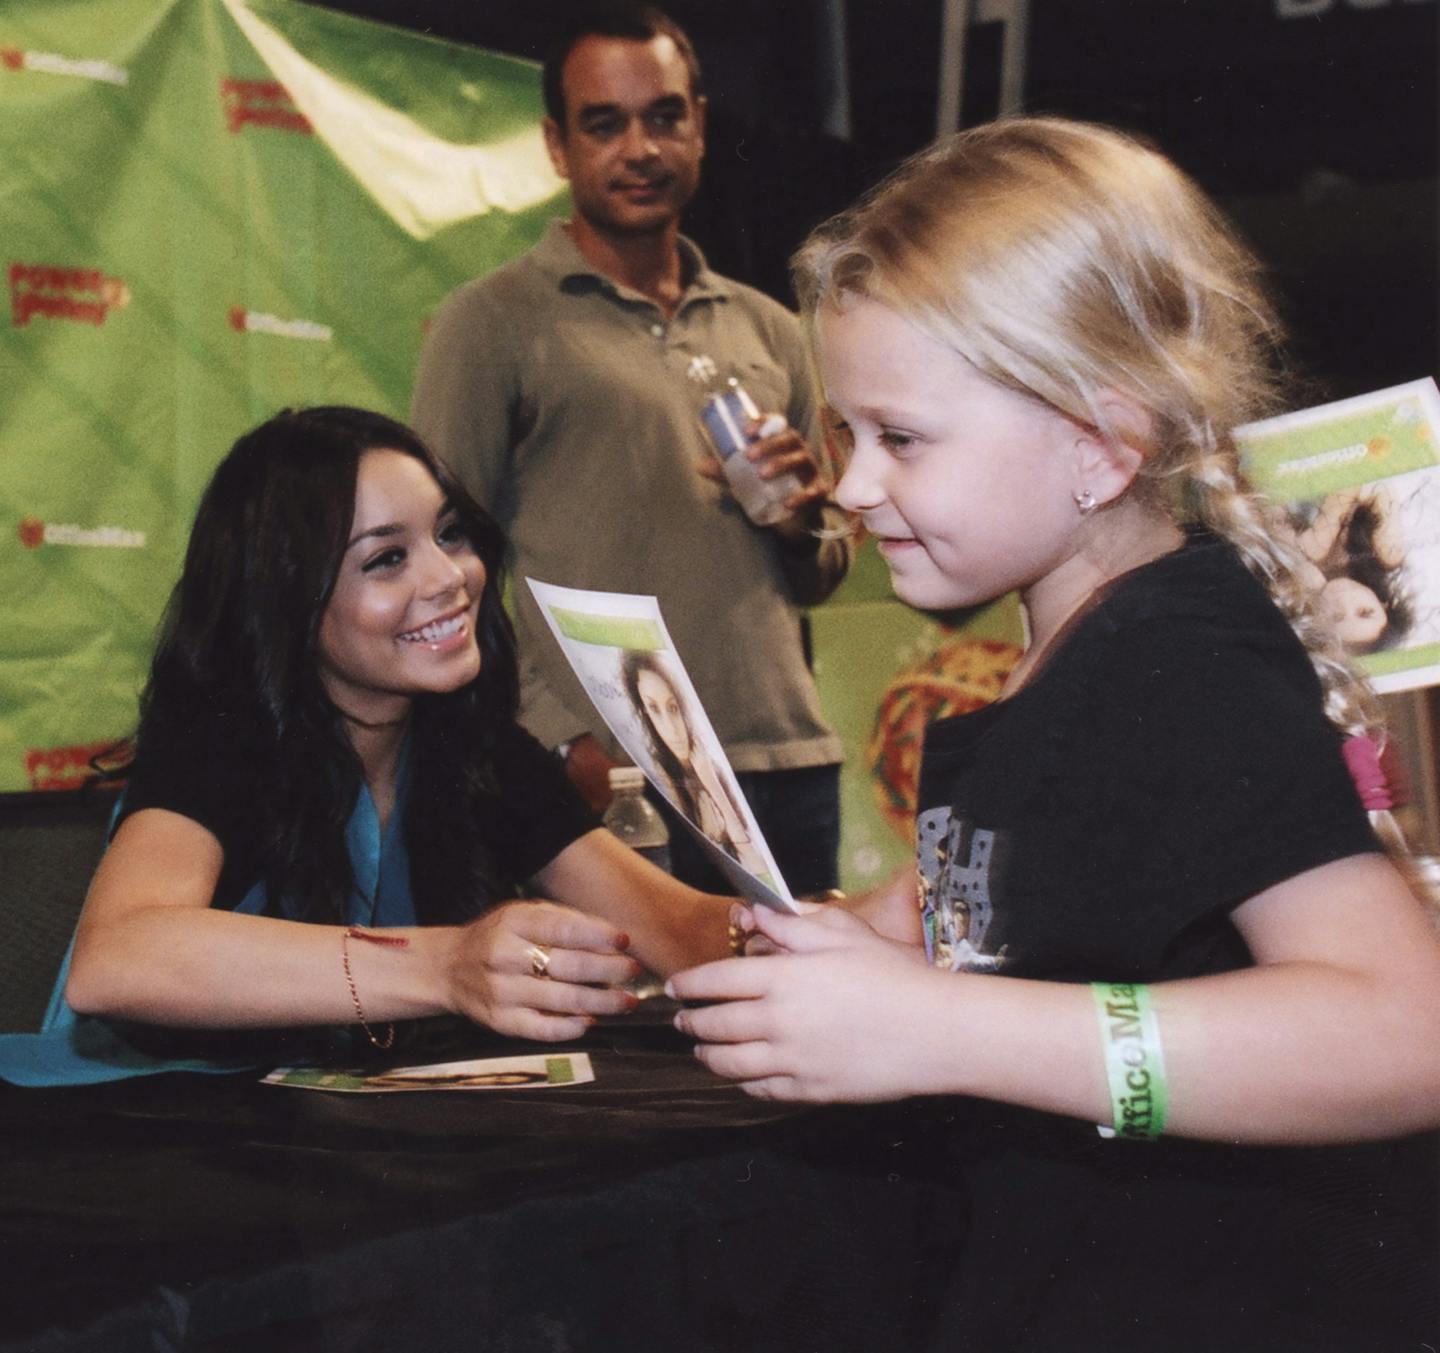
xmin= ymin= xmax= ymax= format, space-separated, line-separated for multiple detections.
xmin=544 ymin=34 xmax=705 ymax=239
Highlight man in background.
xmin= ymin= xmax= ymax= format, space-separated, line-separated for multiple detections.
xmin=411 ymin=2 xmax=850 ymax=896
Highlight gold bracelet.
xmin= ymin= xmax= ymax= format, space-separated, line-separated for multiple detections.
xmin=726 ymin=920 xmax=749 ymax=957
xmin=341 ymin=925 xmax=400 ymax=1050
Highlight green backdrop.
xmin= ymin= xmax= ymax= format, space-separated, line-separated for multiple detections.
xmin=1 ymin=0 xmax=1021 ymax=894
xmin=2 ymin=0 xmax=566 ymax=794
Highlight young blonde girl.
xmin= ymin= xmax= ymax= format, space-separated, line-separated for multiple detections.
xmin=670 ymin=119 xmax=1440 ymax=1349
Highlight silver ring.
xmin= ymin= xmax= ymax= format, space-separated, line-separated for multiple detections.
xmin=526 ymin=944 xmax=552 ymax=979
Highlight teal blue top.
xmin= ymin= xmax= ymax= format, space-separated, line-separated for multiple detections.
xmin=0 ymin=768 xmax=416 ymax=1087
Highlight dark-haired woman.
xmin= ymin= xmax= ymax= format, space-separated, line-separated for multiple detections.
xmin=2 ymin=408 xmax=730 ymax=1085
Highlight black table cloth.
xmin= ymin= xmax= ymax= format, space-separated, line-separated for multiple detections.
xmin=1 ymin=1006 xmax=965 ymax=1352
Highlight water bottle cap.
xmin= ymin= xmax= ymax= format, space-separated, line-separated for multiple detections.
xmin=608 ymin=766 xmax=646 ymax=791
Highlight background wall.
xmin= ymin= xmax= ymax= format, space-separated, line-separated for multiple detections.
xmin=4 ymin=0 xmax=1437 ymax=888
xmin=301 ymin=0 xmax=1437 ymax=884
xmin=1 ymin=0 xmax=566 ymax=794
xmin=313 ymin=0 xmax=1438 ymax=394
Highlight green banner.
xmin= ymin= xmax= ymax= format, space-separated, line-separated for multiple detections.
xmin=1 ymin=0 xmax=567 ymax=792
xmin=1240 ymin=386 xmax=1440 ymax=501
xmin=0 ymin=0 xmax=1021 ymax=901
xmin=549 ymin=610 xmax=668 ymax=652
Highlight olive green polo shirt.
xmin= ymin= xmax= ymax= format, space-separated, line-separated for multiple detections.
xmin=412 ymin=221 xmax=848 ymax=774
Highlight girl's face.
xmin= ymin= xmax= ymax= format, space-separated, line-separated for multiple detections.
xmin=636 ymin=666 xmax=691 ymax=763
xmin=317 ymin=448 xmax=486 ymax=725
xmin=1322 ymin=576 xmax=1387 ymax=650
xmin=818 ymin=298 xmax=1088 ymax=616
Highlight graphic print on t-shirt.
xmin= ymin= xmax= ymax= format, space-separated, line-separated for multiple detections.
xmin=916 ymin=806 xmax=1008 ymax=972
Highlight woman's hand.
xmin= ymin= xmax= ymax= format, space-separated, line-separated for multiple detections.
xmin=835 ymin=868 xmax=925 ymax=945
xmin=667 ymin=905 xmax=937 ymax=1103
xmin=446 ymin=899 xmax=642 ymax=1041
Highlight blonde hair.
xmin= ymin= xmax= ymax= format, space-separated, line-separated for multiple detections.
xmin=794 ymin=117 xmax=1379 ymax=738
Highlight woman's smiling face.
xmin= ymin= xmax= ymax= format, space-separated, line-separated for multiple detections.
xmin=317 ymin=448 xmax=485 ymax=725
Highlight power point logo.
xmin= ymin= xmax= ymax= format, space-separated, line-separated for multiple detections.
xmin=0 ymin=45 xmax=128 ymax=85
xmin=220 ymin=78 xmax=313 ymax=135
xmin=17 ymin=516 xmax=146 ymax=550
xmin=228 ymin=306 xmax=333 ymax=342
xmin=9 ymin=263 xmax=131 ymax=328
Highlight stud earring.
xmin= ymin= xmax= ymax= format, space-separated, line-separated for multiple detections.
xmin=1073 ymin=488 xmax=1098 ymax=516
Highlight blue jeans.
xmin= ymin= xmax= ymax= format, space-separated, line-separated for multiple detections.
xmin=648 ymin=763 xmax=841 ymax=898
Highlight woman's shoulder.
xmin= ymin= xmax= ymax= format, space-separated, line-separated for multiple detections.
xmin=459 ymin=718 xmax=599 ymax=883
xmin=120 ymin=705 xmax=265 ymax=845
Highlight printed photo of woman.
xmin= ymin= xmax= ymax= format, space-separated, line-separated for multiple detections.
xmin=1288 ymin=484 xmax=1413 ymax=653
xmin=619 ymin=650 xmax=769 ymax=880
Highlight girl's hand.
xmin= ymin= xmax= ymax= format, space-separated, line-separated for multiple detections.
xmin=725 ymin=897 xmax=824 ymax=956
xmin=667 ymin=906 xmax=937 ymax=1103
xmin=447 ymin=900 xmax=642 ymax=1041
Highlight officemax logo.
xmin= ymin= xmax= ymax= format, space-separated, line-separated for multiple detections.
xmin=24 ymin=740 xmax=118 ymax=792
xmin=17 ymin=516 xmax=146 ymax=550
xmin=9 ymin=263 xmax=131 ymax=328
xmin=220 ymin=77 xmax=312 ymax=135
xmin=0 ymin=45 xmax=128 ymax=85
xmin=228 ymin=306 xmax=333 ymax=342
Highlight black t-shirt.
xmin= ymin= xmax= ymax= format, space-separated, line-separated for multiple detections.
xmin=916 ymin=530 xmax=1377 ymax=983
xmin=102 ymin=716 xmax=597 ymax=1068
xmin=912 ymin=535 xmax=1435 ymax=1350
xmin=118 ymin=717 xmax=597 ymax=916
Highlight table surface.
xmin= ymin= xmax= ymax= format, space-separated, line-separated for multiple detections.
xmin=1 ymin=1003 xmax=964 ymax=1353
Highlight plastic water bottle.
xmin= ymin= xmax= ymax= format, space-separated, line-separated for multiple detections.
xmin=699 ymin=377 xmax=803 ymax=527
xmin=603 ymin=766 xmax=671 ymax=873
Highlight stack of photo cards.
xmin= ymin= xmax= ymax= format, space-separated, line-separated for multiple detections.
xmin=527 ymin=578 xmax=798 ymax=913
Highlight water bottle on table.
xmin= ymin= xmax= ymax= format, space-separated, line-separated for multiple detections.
xmin=603 ymin=766 xmax=671 ymax=873
xmin=603 ymin=767 xmax=671 ymax=1001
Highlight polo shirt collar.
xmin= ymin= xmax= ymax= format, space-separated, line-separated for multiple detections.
xmin=533 ymin=217 xmax=732 ymax=304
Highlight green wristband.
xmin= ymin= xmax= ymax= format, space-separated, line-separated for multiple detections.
xmin=1091 ymin=981 xmax=1168 ymax=1140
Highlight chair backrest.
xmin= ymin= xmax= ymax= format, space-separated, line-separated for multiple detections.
xmin=0 ymin=789 xmax=118 ymax=1033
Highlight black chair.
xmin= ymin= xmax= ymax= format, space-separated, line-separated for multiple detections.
xmin=0 ymin=788 xmax=118 ymax=1033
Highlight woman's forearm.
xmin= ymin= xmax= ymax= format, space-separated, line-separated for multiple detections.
xmin=67 ymin=907 xmax=457 ymax=1028
xmin=535 ymin=829 xmax=733 ymax=977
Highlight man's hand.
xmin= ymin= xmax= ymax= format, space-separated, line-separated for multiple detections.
xmin=697 ymin=415 xmax=832 ymax=542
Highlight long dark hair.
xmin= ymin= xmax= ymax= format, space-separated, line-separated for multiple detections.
xmin=137 ymin=406 xmax=518 ymax=923
xmin=619 ymin=649 xmax=699 ymax=820
xmin=1323 ymin=498 xmax=1413 ymax=654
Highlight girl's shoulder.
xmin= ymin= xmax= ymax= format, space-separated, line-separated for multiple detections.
xmin=1096 ymin=531 xmax=1290 ymax=645
xmin=1057 ymin=532 xmax=1314 ymax=706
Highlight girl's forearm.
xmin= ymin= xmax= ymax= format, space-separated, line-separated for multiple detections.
xmin=913 ymin=958 xmax=1440 ymax=1144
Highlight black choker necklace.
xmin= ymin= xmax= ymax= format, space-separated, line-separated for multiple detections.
xmin=335 ymin=707 xmax=409 ymax=732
